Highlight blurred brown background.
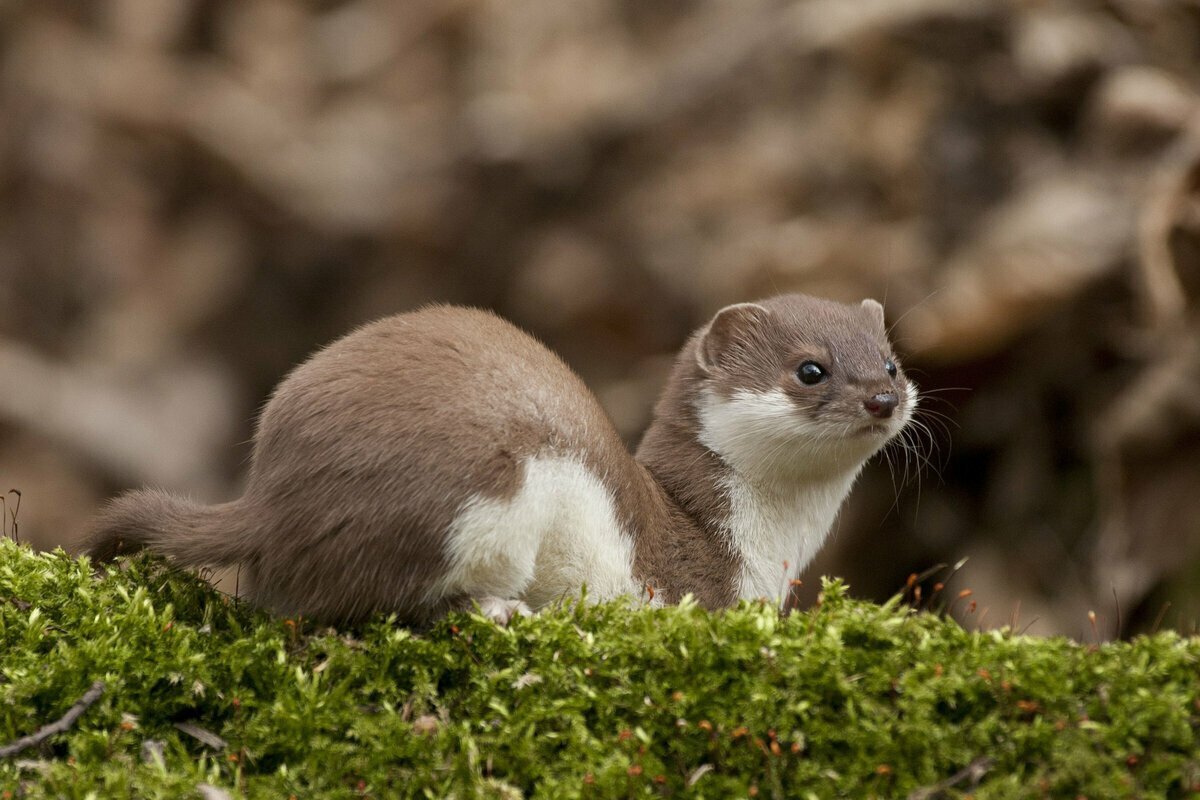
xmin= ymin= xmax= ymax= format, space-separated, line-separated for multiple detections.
xmin=2 ymin=0 xmax=1199 ymax=638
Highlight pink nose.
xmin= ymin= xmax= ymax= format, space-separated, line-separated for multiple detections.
xmin=864 ymin=392 xmax=898 ymax=418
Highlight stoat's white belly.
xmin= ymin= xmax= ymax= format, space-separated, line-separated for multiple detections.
xmin=429 ymin=457 xmax=641 ymax=609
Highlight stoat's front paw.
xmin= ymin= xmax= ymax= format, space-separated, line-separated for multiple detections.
xmin=476 ymin=597 xmax=532 ymax=625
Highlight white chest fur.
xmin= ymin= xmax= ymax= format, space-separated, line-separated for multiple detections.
xmin=698 ymin=387 xmax=873 ymax=602
xmin=720 ymin=471 xmax=857 ymax=600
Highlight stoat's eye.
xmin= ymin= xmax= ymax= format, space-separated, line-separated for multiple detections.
xmin=797 ymin=361 xmax=827 ymax=385
xmin=885 ymin=358 xmax=898 ymax=378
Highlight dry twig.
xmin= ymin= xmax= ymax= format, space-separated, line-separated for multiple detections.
xmin=0 ymin=681 xmax=105 ymax=759
xmin=907 ymin=756 xmax=995 ymax=800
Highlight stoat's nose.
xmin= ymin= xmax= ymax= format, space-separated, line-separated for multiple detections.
xmin=864 ymin=392 xmax=898 ymax=419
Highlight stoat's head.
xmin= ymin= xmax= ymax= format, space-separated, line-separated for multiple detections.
xmin=691 ymin=294 xmax=915 ymax=481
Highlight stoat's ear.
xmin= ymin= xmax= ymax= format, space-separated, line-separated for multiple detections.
xmin=860 ymin=299 xmax=886 ymax=331
xmin=696 ymin=302 xmax=770 ymax=373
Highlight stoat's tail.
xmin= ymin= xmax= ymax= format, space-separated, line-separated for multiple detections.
xmin=85 ymin=488 xmax=256 ymax=567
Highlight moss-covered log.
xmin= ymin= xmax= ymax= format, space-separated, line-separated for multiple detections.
xmin=1 ymin=540 xmax=1197 ymax=798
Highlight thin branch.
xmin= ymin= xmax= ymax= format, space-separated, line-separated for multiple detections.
xmin=0 ymin=680 xmax=105 ymax=759
xmin=907 ymin=756 xmax=995 ymax=800
xmin=1111 ymin=585 xmax=1122 ymax=639
xmin=8 ymin=490 xmax=20 ymax=544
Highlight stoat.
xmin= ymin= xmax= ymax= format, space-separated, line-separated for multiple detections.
xmin=86 ymin=294 xmax=915 ymax=625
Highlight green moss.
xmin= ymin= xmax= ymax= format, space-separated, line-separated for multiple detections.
xmin=1 ymin=538 xmax=1198 ymax=798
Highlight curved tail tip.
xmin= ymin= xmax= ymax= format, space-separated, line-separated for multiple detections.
xmin=81 ymin=491 xmax=161 ymax=563
xmin=82 ymin=523 xmax=141 ymax=564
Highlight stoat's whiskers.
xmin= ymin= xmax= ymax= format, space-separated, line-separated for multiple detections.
xmin=879 ymin=393 xmax=955 ymax=517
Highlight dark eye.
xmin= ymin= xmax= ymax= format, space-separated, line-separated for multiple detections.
xmin=885 ymin=359 xmax=898 ymax=378
xmin=797 ymin=361 xmax=827 ymax=385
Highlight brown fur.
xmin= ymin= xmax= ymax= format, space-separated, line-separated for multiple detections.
xmin=85 ymin=294 xmax=909 ymax=624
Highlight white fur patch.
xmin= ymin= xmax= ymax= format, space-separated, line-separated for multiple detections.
xmin=905 ymin=381 xmax=919 ymax=415
xmin=721 ymin=469 xmax=858 ymax=600
xmin=429 ymin=457 xmax=639 ymax=609
xmin=698 ymin=387 xmax=908 ymax=601
xmin=698 ymin=388 xmax=833 ymax=479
